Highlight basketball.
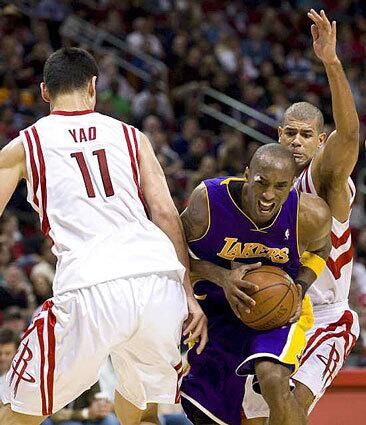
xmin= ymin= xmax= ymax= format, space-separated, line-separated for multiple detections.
xmin=238 ymin=265 xmax=299 ymax=331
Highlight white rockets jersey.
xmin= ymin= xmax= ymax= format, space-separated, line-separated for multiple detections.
xmin=295 ymin=160 xmax=356 ymax=306
xmin=20 ymin=110 xmax=185 ymax=295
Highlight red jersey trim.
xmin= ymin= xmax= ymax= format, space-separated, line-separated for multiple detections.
xmin=24 ymin=129 xmax=40 ymax=208
xmin=327 ymin=245 xmax=353 ymax=280
xmin=31 ymin=127 xmax=51 ymax=235
xmin=121 ymin=123 xmax=149 ymax=216
xmin=131 ymin=127 xmax=139 ymax=161
xmin=301 ymin=310 xmax=357 ymax=365
xmin=331 ymin=227 xmax=351 ymax=249
xmin=46 ymin=301 xmax=56 ymax=414
xmin=36 ymin=319 xmax=47 ymax=415
xmin=50 ymin=110 xmax=95 ymax=116
xmin=304 ymin=166 xmax=311 ymax=193
xmin=174 ymin=360 xmax=184 ymax=403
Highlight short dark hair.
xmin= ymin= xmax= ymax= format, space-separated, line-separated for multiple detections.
xmin=43 ymin=47 xmax=99 ymax=98
xmin=282 ymin=102 xmax=324 ymax=133
xmin=250 ymin=143 xmax=296 ymax=176
xmin=0 ymin=328 xmax=19 ymax=346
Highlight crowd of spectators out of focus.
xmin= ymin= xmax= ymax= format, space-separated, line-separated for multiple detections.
xmin=0 ymin=0 xmax=366 ymax=423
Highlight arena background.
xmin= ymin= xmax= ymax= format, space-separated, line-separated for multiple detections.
xmin=0 ymin=1 xmax=365 ymax=424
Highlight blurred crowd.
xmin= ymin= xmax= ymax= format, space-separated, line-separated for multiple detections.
xmin=0 ymin=0 xmax=366 ymax=423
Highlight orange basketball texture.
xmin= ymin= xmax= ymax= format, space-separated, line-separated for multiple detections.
xmin=237 ymin=265 xmax=299 ymax=330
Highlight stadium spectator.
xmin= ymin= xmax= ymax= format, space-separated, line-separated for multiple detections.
xmin=183 ymin=134 xmax=207 ymax=171
xmin=0 ymin=328 xmax=19 ymax=399
xmin=153 ymin=130 xmax=182 ymax=177
xmin=0 ymin=264 xmax=34 ymax=312
xmin=132 ymin=81 xmax=174 ymax=125
xmin=1 ymin=306 xmax=27 ymax=336
xmin=126 ymin=17 xmax=164 ymax=58
xmin=172 ymin=117 xmax=200 ymax=156
xmin=0 ymin=1 xmax=365 ymax=422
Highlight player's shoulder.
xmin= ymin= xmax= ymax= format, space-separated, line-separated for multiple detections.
xmin=0 ymin=135 xmax=26 ymax=169
xmin=203 ymin=175 xmax=238 ymax=188
xmin=187 ymin=177 xmax=230 ymax=218
xmin=182 ymin=182 xmax=210 ymax=240
xmin=189 ymin=181 xmax=208 ymax=203
xmin=91 ymin=112 xmax=127 ymax=128
xmin=23 ymin=115 xmax=49 ymax=130
xmin=299 ymin=192 xmax=331 ymax=227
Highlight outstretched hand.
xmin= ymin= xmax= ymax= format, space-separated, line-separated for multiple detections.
xmin=308 ymin=9 xmax=338 ymax=64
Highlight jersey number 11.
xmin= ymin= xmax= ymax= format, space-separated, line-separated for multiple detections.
xmin=71 ymin=149 xmax=115 ymax=198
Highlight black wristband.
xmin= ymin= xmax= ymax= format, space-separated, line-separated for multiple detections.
xmin=295 ymin=279 xmax=309 ymax=299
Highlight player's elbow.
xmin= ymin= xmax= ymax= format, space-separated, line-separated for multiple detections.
xmin=319 ymin=209 xmax=332 ymax=241
xmin=339 ymin=127 xmax=359 ymax=145
xmin=150 ymin=202 xmax=179 ymax=226
xmin=323 ymin=236 xmax=332 ymax=259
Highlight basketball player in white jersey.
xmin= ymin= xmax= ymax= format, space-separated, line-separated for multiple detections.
xmin=242 ymin=10 xmax=360 ymax=423
xmin=0 ymin=47 xmax=208 ymax=425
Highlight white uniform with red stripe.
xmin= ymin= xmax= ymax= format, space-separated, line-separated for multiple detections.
xmin=295 ymin=160 xmax=355 ymax=306
xmin=1 ymin=110 xmax=187 ymax=416
xmin=21 ymin=110 xmax=185 ymax=294
xmin=243 ymin=160 xmax=360 ymax=419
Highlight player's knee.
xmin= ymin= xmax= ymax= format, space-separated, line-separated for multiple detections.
xmin=294 ymin=381 xmax=315 ymax=416
xmin=256 ymin=360 xmax=292 ymax=404
xmin=0 ymin=404 xmax=44 ymax=425
xmin=0 ymin=405 xmax=14 ymax=424
xmin=141 ymin=404 xmax=159 ymax=424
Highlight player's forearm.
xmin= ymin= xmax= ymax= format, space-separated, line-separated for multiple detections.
xmin=297 ymin=238 xmax=331 ymax=297
xmin=191 ymin=259 xmax=227 ymax=289
xmin=294 ymin=265 xmax=317 ymax=298
xmin=324 ymin=58 xmax=359 ymax=138
xmin=152 ymin=208 xmax=193 ymax=297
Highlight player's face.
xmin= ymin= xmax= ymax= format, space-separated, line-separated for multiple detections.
xmin=245 ymin=165 xmax=294 ymax=225
xmin=278 ymin=117 xmax=326 ymax=171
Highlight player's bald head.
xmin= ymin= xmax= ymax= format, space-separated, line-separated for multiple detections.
xmin=250 ymin=143 xmax=296 ymax=178
xmin=282 ymin=102 xmax=324 ymax=133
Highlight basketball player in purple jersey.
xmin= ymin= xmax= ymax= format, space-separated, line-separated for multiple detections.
xmin=242 ymin=9 xmax=361 ymax=424
xmin=180 ymin=144 xmax=331 ymax=425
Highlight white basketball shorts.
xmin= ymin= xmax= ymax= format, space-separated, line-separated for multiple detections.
xmin=243 ymin=302 xmax=360 ymax=418
xmin=1 ymin=273 xmax=188 ymax=416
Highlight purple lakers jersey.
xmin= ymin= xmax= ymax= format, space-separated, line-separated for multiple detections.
xmin=189 ymin=176 xmax=301 ymax=280
xmin=181 ymin=177 xmax=304 ymax=425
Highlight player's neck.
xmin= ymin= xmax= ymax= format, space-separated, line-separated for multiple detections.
xmin=295 ymin=164 xmax=304 ymax=177
xmin=50 ymin=93 xmax=94 ymax=113
xmin=295 ymin=158 xmax=313 ymax=177
xmin=240 ymin=185 xmax=257 ymax=222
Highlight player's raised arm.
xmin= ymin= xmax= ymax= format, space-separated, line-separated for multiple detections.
xmin=296 ymin=192 xmax=332 ymax=298
xmin=138 ymin=132 xmax=208 ymax=353
xmin=308 ymin=9 xmax=359 ymax=177
xmin=0 ymin=137 xmax=26 ymax=216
